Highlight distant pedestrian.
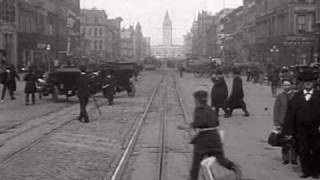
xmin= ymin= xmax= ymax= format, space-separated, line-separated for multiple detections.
xmin=273 ymin=79 xmax=297 ymax=164
xmin=24 ymin=68 xmax=38 ymax=105
xmin=284 ymin=68 xmax=320 ymax=178
xmin=74 ymin=65 xmax=91 ymax=123
xmin=178 ymin=90 xmax=241 ymax=180
xmin=269 ymin=68 xmax=280 ymax=97
xmin=1 ymin=64 xmax=20 ymax=102
xmin=211 ymin=71 xmax=228 ymax=116
xmin=102 ymin=70 xmax=116 ymax=105
xmin=225 ymin=69 xmax=249 ymax=118
xmin=179 ymin=66 xmax=184 ymax=77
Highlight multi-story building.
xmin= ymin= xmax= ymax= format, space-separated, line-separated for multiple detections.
xmin=255 ymin=0 xmax=316 ymax=65
xmin=16 ymin=0 xmax=80 ymax=70
xmin=221 ymin=6 xmax=244 ymax=63
xmin=120 ymin=26 xmax=135 ymax=60
xmin=187 ymin=8 xmax=233 ymax=59
xmin=190 ymin=11 xmax=215 ymax=57
xmin=106 ymin=17 xmax=122 ymax=60
xmin=80 ymin=9 xmax=115 ymax=62
xmin=0 ymin=0 xmax=18 ymax=66
xmin=242 ymin=0 xmax=257 ymax=62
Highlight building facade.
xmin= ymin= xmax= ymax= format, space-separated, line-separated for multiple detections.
xmin=80 ymin=9 xmax=115 ymax=63
xmin=16 ymin=0 xmax=80 ymax=70
xmin=151 ymin=11 xmax=184 ymax=58
xmin=0 ymin=0 xmax=18 ymax=66
xmin=255 ymin=0 xmax=316 ymax=65
xmin=120 ymin=24 xmax=151 ymax=62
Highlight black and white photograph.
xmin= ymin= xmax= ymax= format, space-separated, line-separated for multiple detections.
xmin=1 ymin=0 xmax=320 ymax=179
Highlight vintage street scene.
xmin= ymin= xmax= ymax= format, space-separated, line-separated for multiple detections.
xmin=1 ymin=0 xmax=320 ymax=180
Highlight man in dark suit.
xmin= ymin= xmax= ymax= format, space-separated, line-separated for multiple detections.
xmin=284 ymin=68 xmax=320 ymax=178
xmin=225 ymin=69 xmax=249 ymax=118
xmin=74 ymin=65 xmax=91 ymax=123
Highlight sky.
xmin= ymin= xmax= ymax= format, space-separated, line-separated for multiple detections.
xmin=80 ymin=0 xmax=243 ymax=45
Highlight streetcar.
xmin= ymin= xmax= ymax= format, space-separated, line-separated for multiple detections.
xmin=142 ymin=56 xmax=161 ymax=70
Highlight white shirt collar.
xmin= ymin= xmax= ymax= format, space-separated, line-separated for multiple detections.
xmin=303 ymin=89 xmax=314 ymax=95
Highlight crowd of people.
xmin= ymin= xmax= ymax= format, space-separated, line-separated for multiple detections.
xmin=177 ymin=63 xmax=320 ymax=179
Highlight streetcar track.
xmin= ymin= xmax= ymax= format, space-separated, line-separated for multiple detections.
xmin=0 ymin=97 xmax=109 ymax=170
xmin=110 ymin=71 xmax=192 ymax=180
xmin=109 ymin=73 xmax=165 ymax=180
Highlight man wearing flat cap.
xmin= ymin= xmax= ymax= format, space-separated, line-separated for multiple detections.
xmin=178 ymin=90 xmax=240 ymax=180
xmin=284 ymin=68 xmax=320 ymax=178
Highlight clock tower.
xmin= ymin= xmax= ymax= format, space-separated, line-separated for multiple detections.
xmin=163 ymin=10 xmax=172 ymax=46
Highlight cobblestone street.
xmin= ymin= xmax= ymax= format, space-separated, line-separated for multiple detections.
xmin=0 ymin=70 xmax=315 ymax=180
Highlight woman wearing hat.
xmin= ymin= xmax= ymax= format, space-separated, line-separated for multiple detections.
xmin=178 ymin=90 xmax=241 ymax=180
xmin=225 ymin=69 xmax=250 ymax=118
xmin=211 ymin=70 xmax=228 ymax=116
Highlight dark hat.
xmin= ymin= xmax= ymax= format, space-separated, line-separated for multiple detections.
xmin=297 ymin=68 xmax=318 ymax=82
xmin=79 ymin=65 xmax=87 ymax=72
xmin=233 ymin=68 xmax=241 ymax=75
xmin=216 ymin=69 xmax=223 ymax=75
xmin=193 ymin=90 xmax=208 ymax=101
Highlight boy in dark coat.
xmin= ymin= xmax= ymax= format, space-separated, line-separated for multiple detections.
xmin=178 ymin=90 xmax=241 ymax=180
xmin=225 ymin=69 xmax=249 ymax=118
xmin=284 ymin=69 xmax=320 ymax=178
xmin=273 ymin=79 xmax=297 ymax=164
xmin=24 ymin=68 xmax=38 ymax=105
xmin=74 ymin=66 xmax=91 ymax=123
xmin=211 ymin=71 xmax=228 ymax=116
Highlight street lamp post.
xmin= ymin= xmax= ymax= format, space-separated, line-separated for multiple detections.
xmin=270 ymin=45 xmax=279 ymax=64
xmin=46 ymin=44 xmax=51 ymax=71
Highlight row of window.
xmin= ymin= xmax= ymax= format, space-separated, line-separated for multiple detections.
xmin=87 ymin=39 xmax=104 ymax=50
xmin=0 ymin=1 xmax=15 ymax=23
xmin=81 ymin=27 xmax=104 ymax=36
xmin=256 ymin=13 xmax=315 ymax=38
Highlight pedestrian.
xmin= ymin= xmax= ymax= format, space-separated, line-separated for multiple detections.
xmin=211 ymin=70 xmax=228 ymax=116
xmin=102 ymin=70 xmax=116 ymax=105
xmin=225 ymin=69 xmax=250 ymax=118
xmin=1 ymin=64 xmax=20 ymax=102
xmin=283 ymin=68 xmax=320 ymax=178
xmin=269 ymin=68 xmax=280 ymax=97
xmin=24 ymin=68 xmax=38 ymax=105
xmin=179 ymin=66 xmax=184 ymax=77
xmin=273 ymin=79 xmax=297 ymax=165
xmin=74 ymin=65 xmax=91 ymax=123
xmin=178 ymin=90 xmax=241 ymax=180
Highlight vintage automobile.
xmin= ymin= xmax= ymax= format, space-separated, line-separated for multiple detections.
xmin=106 ymin=62 xmax=138 ymax=97
xmin=41 ymin=68 xmax=81 ymax=101
xmin=40 ymin=61 xmax=140 ymax=102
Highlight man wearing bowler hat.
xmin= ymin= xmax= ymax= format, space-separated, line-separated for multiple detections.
xmin=284 ymin=67 xmax=320 ymax=178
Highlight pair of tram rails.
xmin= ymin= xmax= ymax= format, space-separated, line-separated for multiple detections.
xmin=0 ymin=72 xmax=219 ymax=180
